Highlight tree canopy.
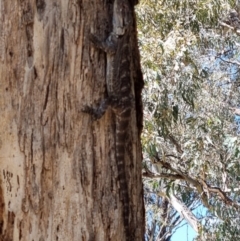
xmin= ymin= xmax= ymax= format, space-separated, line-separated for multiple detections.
xmin=136 ymin=0 xmax=240 ymax=240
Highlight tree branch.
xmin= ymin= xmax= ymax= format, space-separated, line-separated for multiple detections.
xmin=153 ymin=155 xmax=240 ymax=210
xmin=218 ymin=20 xmax=240 ymax=36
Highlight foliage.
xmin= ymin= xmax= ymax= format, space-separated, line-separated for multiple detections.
xmin=136 ymin=0 xmax=240 ymax=240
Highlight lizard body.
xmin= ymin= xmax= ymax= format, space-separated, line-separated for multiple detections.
xmin=84 ymin=0 xmax=133 ymax=240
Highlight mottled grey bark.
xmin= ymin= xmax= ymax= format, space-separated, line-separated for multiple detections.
xmin=0 ymin=0 xmax=144 ymax=241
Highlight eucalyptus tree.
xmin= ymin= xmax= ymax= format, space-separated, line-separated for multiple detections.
xmin=136 ymin=0 xmax=240 ymax=240
xmin=0 ymin=1 xmax=144 ymax=240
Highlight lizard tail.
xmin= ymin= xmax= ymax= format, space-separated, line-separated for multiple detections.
xmin=115 ymin=106 xmax=131 ymax=240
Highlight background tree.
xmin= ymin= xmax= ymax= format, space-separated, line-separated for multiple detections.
xmin=136 ymin=0 xmax=240 ymax=240
xmin=0 ymin=1 xmax=144 ymax=240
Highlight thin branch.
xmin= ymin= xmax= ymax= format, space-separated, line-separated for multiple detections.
xmin=168 ymin=134 xmax=183 ymax=154
xmin=215 ymin=55 xmax=240 ymax=66
xmin=143 ymin=169 xmax=184 ymax=180
xmin=198 ymin=179 xmax=240 ymax=209
xmin=218 ymin=20 xmax=240 ymax=36
xmin=153 ymin=155 xmax=240 ymax=210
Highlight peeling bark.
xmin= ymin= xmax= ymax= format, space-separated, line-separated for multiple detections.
xmin=0 ymin=0 xmax=144 ymax=240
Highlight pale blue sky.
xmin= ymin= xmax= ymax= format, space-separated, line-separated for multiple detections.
xmin=171 ymin=205 xmax=207 ymax=241
xmin=171 ymin=222 xmax=196 ymax=241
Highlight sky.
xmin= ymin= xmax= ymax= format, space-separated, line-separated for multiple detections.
xmin=171 ymin=222 xmax=197 ymax=241
xmin=171 ymin=205 xmax=208 ymax=241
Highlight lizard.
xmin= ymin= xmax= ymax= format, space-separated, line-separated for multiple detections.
xmin=83 ymin=0 xmax=134 ymax=240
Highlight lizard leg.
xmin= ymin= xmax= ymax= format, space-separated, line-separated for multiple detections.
xmin=89 ymin=33 xmax=116 ymax=54
xmin=82 ymin=98 xmax=110 ymax=120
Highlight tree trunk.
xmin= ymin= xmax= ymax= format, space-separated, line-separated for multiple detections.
xmin=0 ymin=0 xmax=144 ymax=240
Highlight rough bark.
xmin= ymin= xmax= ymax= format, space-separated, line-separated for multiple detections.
xmin=0 ymin=0 xmax=144 ymax=241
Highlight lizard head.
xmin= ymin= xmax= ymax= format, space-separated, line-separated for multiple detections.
xmin=113 ymin=0 xmax=133 ymax=36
